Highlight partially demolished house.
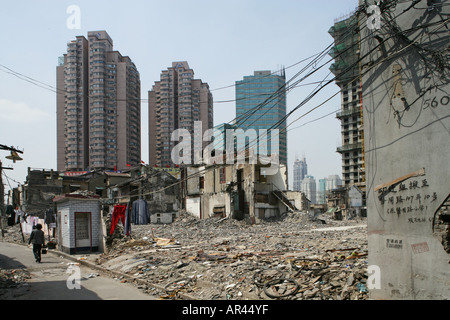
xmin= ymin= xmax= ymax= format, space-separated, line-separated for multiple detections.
xmin=19 ymin=169 xmax=127 ymax=214
xmin=88 ymin=171 xmax=131 ymax=198
xmin=326 ymin=185 xmax=366 ymax=220
xmin=10 ymin=166 xmax=182 ymax=255
xmin=326 ymin=187 xmax=347 ymax=220
xmin=21 ymin=168 xmax=62 ymax=217
xmin=181 ymin=154 xmax=307 ymax=222
xmin=106 ymin=165 xmax=180 ymax=224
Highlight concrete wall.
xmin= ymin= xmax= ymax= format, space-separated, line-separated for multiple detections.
xmin=202 ymin=192 xmax=231 ymax=219
xmin=254 ymin=203 xmax=279 ymax=219
xmin=185 ymin=165 xmax=232 ymax=218
xmin=284 ymin=191 xmax=307 ymax=212
xmin=186 ymin=197 xmax=201 ymax=219
xmin=360 ymin=0 xmax=450 ymax=299
xmin=151 ymin=212 xmax=179 ymax=224
xmin=186 ymin=166 xmax=202 ymax=195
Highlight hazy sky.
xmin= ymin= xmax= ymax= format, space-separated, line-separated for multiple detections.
xmin=0 ymin=0 xmax=358 ymax=194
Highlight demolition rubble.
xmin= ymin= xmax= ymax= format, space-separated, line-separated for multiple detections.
xmin=0 ymin=269 xmax=30 ymax=299
xmin=98 ymin=211 xmax=369 ymax=300
xmin=2 ymin=210 xmax=368 ymax=300
xmin=2 ymin=165 xmax=369 ymax=300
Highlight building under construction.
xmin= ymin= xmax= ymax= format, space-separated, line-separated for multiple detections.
xmin=329 ymin=11 xmax=366 ymax=193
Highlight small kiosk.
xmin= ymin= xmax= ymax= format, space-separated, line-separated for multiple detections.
xmin=53 ymin=193 xmax=101 ymax=254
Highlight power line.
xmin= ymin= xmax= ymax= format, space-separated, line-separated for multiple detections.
xmin=0 ymin=51 xmax=326 ymax=104
xmin=238 ymin=11 xmax=450 ymax=161
xmin=81 ymin=9 xmax=449 ymax=201
xmin=214 ymin=2 xmax=377 ymax=147
xmin=3 ymin=0 xmax=446 ymax=200
xmin=108 ymin=1 xmax=450 ymax=199
xmin=210 ymin=52 xmax=321 ymax=92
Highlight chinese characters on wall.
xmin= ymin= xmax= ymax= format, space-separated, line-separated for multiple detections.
xmin=378 ymin=178 xmax=437 ymax=224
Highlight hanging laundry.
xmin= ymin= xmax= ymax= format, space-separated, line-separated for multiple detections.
xmin=131 ymin=199 xmax=150 ymax=225
xmin=30 ymin=216 xmax=38 ymax=227
xmin=44 ymin=208 xmax=56 ymax=225
xmin=110 ymin=204 xmax=127 ymax=235
xmin=14 ymin=209 xmax=26 ymax=224
xmin=124 ymin=202 xmax=132 ymax=236
xmin=14 ymin=209 xmax=22 ymax=224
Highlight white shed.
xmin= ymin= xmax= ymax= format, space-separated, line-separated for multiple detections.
xmin=53 ymin=194 xmax=102 ymax=254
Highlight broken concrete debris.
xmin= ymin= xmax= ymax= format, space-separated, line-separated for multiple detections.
xmin=1 ymin=210 xmax=368 ymax=300
xmin=0 ymin=269 xmax=31 ymax=299
xmin=99 ymin=211 xmax=369 ymax=300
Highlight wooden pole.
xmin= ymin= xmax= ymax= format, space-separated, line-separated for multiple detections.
xmin=0 ymin=161 xmax=15 ymax=240
xmin=19 ymin=213 xmax=25 ymax=242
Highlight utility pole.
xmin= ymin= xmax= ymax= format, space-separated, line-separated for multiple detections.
xmin=0 ymin=145 xmax=23 ymax=239
xmin=0 ymin=145 xmax=23 ymax=211
xmin=0 ymin=161 xmax=14 ymax=240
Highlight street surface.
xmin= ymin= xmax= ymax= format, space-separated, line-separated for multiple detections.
xmin=0 ymin=241 xmax=156 ymax=300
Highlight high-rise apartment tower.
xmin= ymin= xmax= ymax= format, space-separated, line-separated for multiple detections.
xmin=148 ymin=61 xmax=213 ymax=167
xmin=57 ymin=31 xmax=141 ymax=172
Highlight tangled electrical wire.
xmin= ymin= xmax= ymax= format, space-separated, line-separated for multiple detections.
xmin=0 ymin=0 xmax=448 ymax=201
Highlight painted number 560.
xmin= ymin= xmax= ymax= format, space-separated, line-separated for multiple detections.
xmin=424 ymin=96 xmax=450 ymax=110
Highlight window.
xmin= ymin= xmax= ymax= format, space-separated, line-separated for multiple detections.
xmin=199 ymin=176 xmax=205 ymax=190
xmin=220 ymin=168 xmax=226 ymax=184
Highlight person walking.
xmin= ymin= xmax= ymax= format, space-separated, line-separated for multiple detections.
xmin=28 ymin=224 xmax=45 ymax=263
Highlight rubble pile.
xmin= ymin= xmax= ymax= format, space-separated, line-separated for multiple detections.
xmin=0 ymin=269 xmax=31 ymax=298
xmin=100 ymin=212 xmax=369 ymax=300
xmin=0 ymin=226 xmax=27 ymax=244
xmin=1 ymin=211 xmax=368 ymax=300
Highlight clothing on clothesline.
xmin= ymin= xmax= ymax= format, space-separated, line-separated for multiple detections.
xmin=44 ymin=208 xmax=56 ymax=225
xmin=14 ymin=209 xmax=26 ymax=224
xmin=29 ymin=217 xmax=41 ymax=231
xmin=110 ymin=204 xmax=127 ymax=235
xmin=131 ymin=199 xmax=150 ymax=225
xmin=124 ymin=202 xmax=132 ymax=236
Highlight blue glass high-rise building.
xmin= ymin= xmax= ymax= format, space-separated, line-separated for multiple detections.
xmin=235 ymin=70 xmax=287 ymax=165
